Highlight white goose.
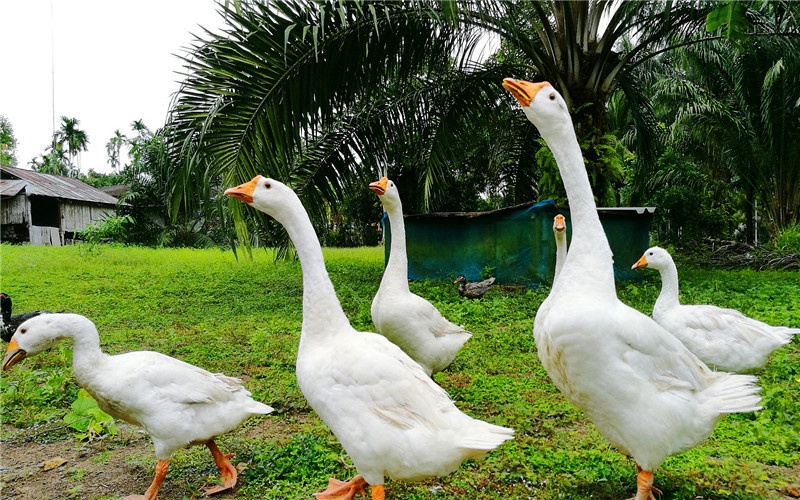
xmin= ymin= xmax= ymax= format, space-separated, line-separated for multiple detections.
xmin=225 ymin=176 xmax=513 ymax=500
xmin=369 ymin=176 xmax=472 ymax=375
xmin=552 ymin=214 xmax=567 ymax=284
xmin=2 ymin=313 xmax=273 ymax=500
xmin=503 ymin=78 xmax=761 ymax=500
xmin=633 ymin=246 xmax=799 ymax=372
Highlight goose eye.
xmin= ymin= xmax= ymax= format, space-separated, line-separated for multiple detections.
xmin=549 ymin=93 xmax=556 ymax=100
xmin=19 ymin=327 xmax=27 ymax=334
xmin=264 ymin=182 xmax=271 ymax=190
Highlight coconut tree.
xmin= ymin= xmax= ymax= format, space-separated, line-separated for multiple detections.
xmin=105 ymin=130 xmax=128 ymax=172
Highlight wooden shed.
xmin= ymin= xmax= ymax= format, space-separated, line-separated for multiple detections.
xmin=0 ymin=166 xmax=121 ymax=246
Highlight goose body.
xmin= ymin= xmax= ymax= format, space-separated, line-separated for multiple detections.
xmin=504 ymin=78 xmax=761 ymax=499
xmin=369 ymin=177 xmax=472 ymax=375
xmin=633 ymin=246 xmax=798 ymax=372
xmin=453 ymin=275 xmax=496 ymax=299
xmin=2 ymin=313 xmax=273 ymax=499
xmin=552 ymin=214 xmax=567 ymax=284
xmin=226 ymin=176 xmax=513 ymax=499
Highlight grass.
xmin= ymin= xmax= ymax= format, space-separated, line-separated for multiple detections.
xmin=1 ymin=243 xmax=798 ymax=499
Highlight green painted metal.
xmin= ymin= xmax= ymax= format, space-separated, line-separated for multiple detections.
xmin=381 ymin=200 xmax=655 ymax=287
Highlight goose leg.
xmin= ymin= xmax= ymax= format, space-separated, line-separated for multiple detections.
xmin=202 ymin=439 xmax=237 ymax=496
xmin=629 ymin=467 xmax=659 ymax=500
xmin=313 ymin=475 xmax=368 ymax=499
xmin=122 ymin=459 xmax=169 ymax=499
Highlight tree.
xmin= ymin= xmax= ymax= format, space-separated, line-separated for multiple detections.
xmin=105 ymin=130 xmax=128 ymax=172
xmin=168 ymin=1 xmax=795 ymax=248
xmin=645 ymin=2 xmax=800 ymax=239
xmin=0 ymin=115 xmax=18 ymax=167
xmin=54 ymin=116 xmax=89 ymax=177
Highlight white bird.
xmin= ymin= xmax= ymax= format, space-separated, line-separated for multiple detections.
xmin=632 ymin=246 xmax=799 ymax=372
xmin=552 ymin=214 xmax=568 ymax=284
xmin=503 ymin=77 xmax=761 ymax=500
xmin=225 ymin=176 xmax=513 ymax=500
xmin=2 ymin=313 xmax=273 ymax=500
xmin=369 ymin=176 xmax=472 ymax=375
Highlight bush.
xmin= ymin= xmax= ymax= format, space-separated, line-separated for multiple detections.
xmin=79 ymin=215 xmax=134 ymax=245
xmin=775 ymin=223 xmax=800 ymax=255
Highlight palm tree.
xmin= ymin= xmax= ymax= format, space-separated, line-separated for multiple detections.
xmin=105 ymin=130 xmax=128 ymax=172
xmin=645 ymin=3 xmax=800 ymax=240
xmin=54 ymin=116 xmax=89 ymax=177
xmin=168 ymin=0 xmax=793 ymax=246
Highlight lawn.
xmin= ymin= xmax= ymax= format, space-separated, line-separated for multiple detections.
xmin=1 ymin=243 xmax=798 ymax=499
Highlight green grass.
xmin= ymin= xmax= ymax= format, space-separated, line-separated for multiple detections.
xmin=1 ymin=243 xmax=798 ymax=499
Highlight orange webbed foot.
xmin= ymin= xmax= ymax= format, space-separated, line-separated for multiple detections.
xmin=313 ymin=475 xmax=368 ymax=500
xmin=627 ymin=468 xmax=659 ymax=500
xmin=202 ymin=442 xmax=238 ymax=496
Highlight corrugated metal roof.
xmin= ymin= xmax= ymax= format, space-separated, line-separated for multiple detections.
xmin=0 ymin=179 xmax=26 ymax=197
xmin=0 ymin=166 xmax=120 ymax=206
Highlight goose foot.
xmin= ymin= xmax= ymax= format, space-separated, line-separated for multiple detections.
xmin=628 ymin=468 xmax=659 ymax=500
xmin=123 ymin=459 xmax=169 ymax=500
xmin=202 ymin=440 xmax=237 ymax=496
xmin=313 ymin=475 xmax=368 ymax=499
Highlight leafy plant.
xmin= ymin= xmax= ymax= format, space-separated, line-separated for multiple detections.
xmin=774 ymin=223 xmax=800 ymax=255
xmin=78 ymin=215 xmax=134 ymax=245
xmin=63 ymin=389 xmax=117 ymax=441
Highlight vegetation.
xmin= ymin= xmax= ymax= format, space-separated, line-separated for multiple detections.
xmin=1 ymin=244 xmax=798 ymax=499
xmin=0 ymin=115 xmax=18 ymax=167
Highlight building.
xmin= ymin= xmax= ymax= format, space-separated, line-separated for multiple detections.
xmin=382 ymin=199 xmax=656 ymax=287
xmin=0 ymin=166 xmax=122 ymax=246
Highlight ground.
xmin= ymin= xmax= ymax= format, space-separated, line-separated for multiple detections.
xmin=0 ymin=418 xmax=287 ymax=500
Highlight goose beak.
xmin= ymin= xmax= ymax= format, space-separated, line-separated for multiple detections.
xmin=631 ymin=255 xmax=649 ymax=270
xmin=225 ymin=177 xmax=261 ymax=204
xmin=3 ymin=337 xmax=26 ymax=371
xmin=502 ymin=78 xmax=552 ymax=107
xmin=369 ymin=177 xmax=389 ymax=196
xmin=554 ymin=214 xmax=566 ymax=232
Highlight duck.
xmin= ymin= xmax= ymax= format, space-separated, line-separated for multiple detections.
xmin=1 ymin=293 xmax=49 ymax=343
xmin=453 ymin=275 xmax=496 ymax=299
xmin=503 ymin=77 xmax=761 ymax=500
xmin=368 ymin=177 xmax=473 ymax=375
xmin=225 ymin=176 xmax=513 ymax=500
xmin=2 ymin=313 xmax=273 ymax=500
xmin=632 ymin=246 xmax=799 ymax=372
xmin=552 ymin=214 xmax=567 ymax=284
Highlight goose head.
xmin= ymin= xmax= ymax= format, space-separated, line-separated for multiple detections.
xmin=632 ymin=246 xmax=673 ymax=271
xmin=453 ymin=275 xmax=467 ymax=285
xmin=502 ymin=78 xmax=570 ymax=134
xmin=2 ymin=313 xmax=91 ymax=371
xmin=224 ymin=176 xmax=300 ymax=224
xmin=553 ymin=214 xmax=566 ymax=234
xmin=369 ymin=176 xmax=401 ymax=210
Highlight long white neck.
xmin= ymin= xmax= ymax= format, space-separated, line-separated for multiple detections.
xmin=542 ymin=118 xmax=615 ymax=295
xmin=381 ymin=201 xmax=410 ymax=292
xmin=654 ymin=261 xmax=681 ymax=314
xmin=273 ymin=196 xmax=352 ymax=342
xmin=554 ymin=233 xmax=567 ymax=283
xmin=66 ymin=321 xmax=109 ymax=387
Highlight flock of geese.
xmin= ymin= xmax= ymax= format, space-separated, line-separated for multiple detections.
xmin=3 ymin=79 xmax=798 ymax=500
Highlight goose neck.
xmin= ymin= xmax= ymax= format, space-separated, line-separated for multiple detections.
xmin=655 ymin=262 xmax=681 ymax=313
xmin=68 ymin=326 xmax=107 ymax=386
xmin=276 ymin=199 xmax=352 ymax=336
xmin=383 ymin=203 xmax=410 ymax=290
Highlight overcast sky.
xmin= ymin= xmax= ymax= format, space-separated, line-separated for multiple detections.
xmin=1 ymin=0 xmax=227 ymax=174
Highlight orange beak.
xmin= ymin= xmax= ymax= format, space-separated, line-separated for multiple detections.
xmin=631 ymin=255 xmax=649 ymax=270
xmin=502 ymin=78 xmax=552 ymax=107
xmin=369 ymin=177 xmax=388 ymax=196
xmin=2 ymin=337 xmax=26 ymax=371
xmin=224 ymin=176 xmax=262 ymax=204
xmin=554 ymin=214 xmax=566 ymax=232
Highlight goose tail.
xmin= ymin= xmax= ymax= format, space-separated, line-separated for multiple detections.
xmin=708 ymin=373 xmax=762 ymax=414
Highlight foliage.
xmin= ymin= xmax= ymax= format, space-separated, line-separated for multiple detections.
xmin=62 ymin=389 xmax=117 ymax=441
xmin=0 ymin=114 xmax=18 ymax=167
xmin=774 ymin=224 xmax=800 ymax=255
xmin=1 ymin=243 xmax=798 ymax=499
xmin=78 ymin=215 xmax=134 ymax=245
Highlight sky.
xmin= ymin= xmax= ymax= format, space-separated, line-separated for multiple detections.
xmin=1 ymin=0 xmax=228 ymax=174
